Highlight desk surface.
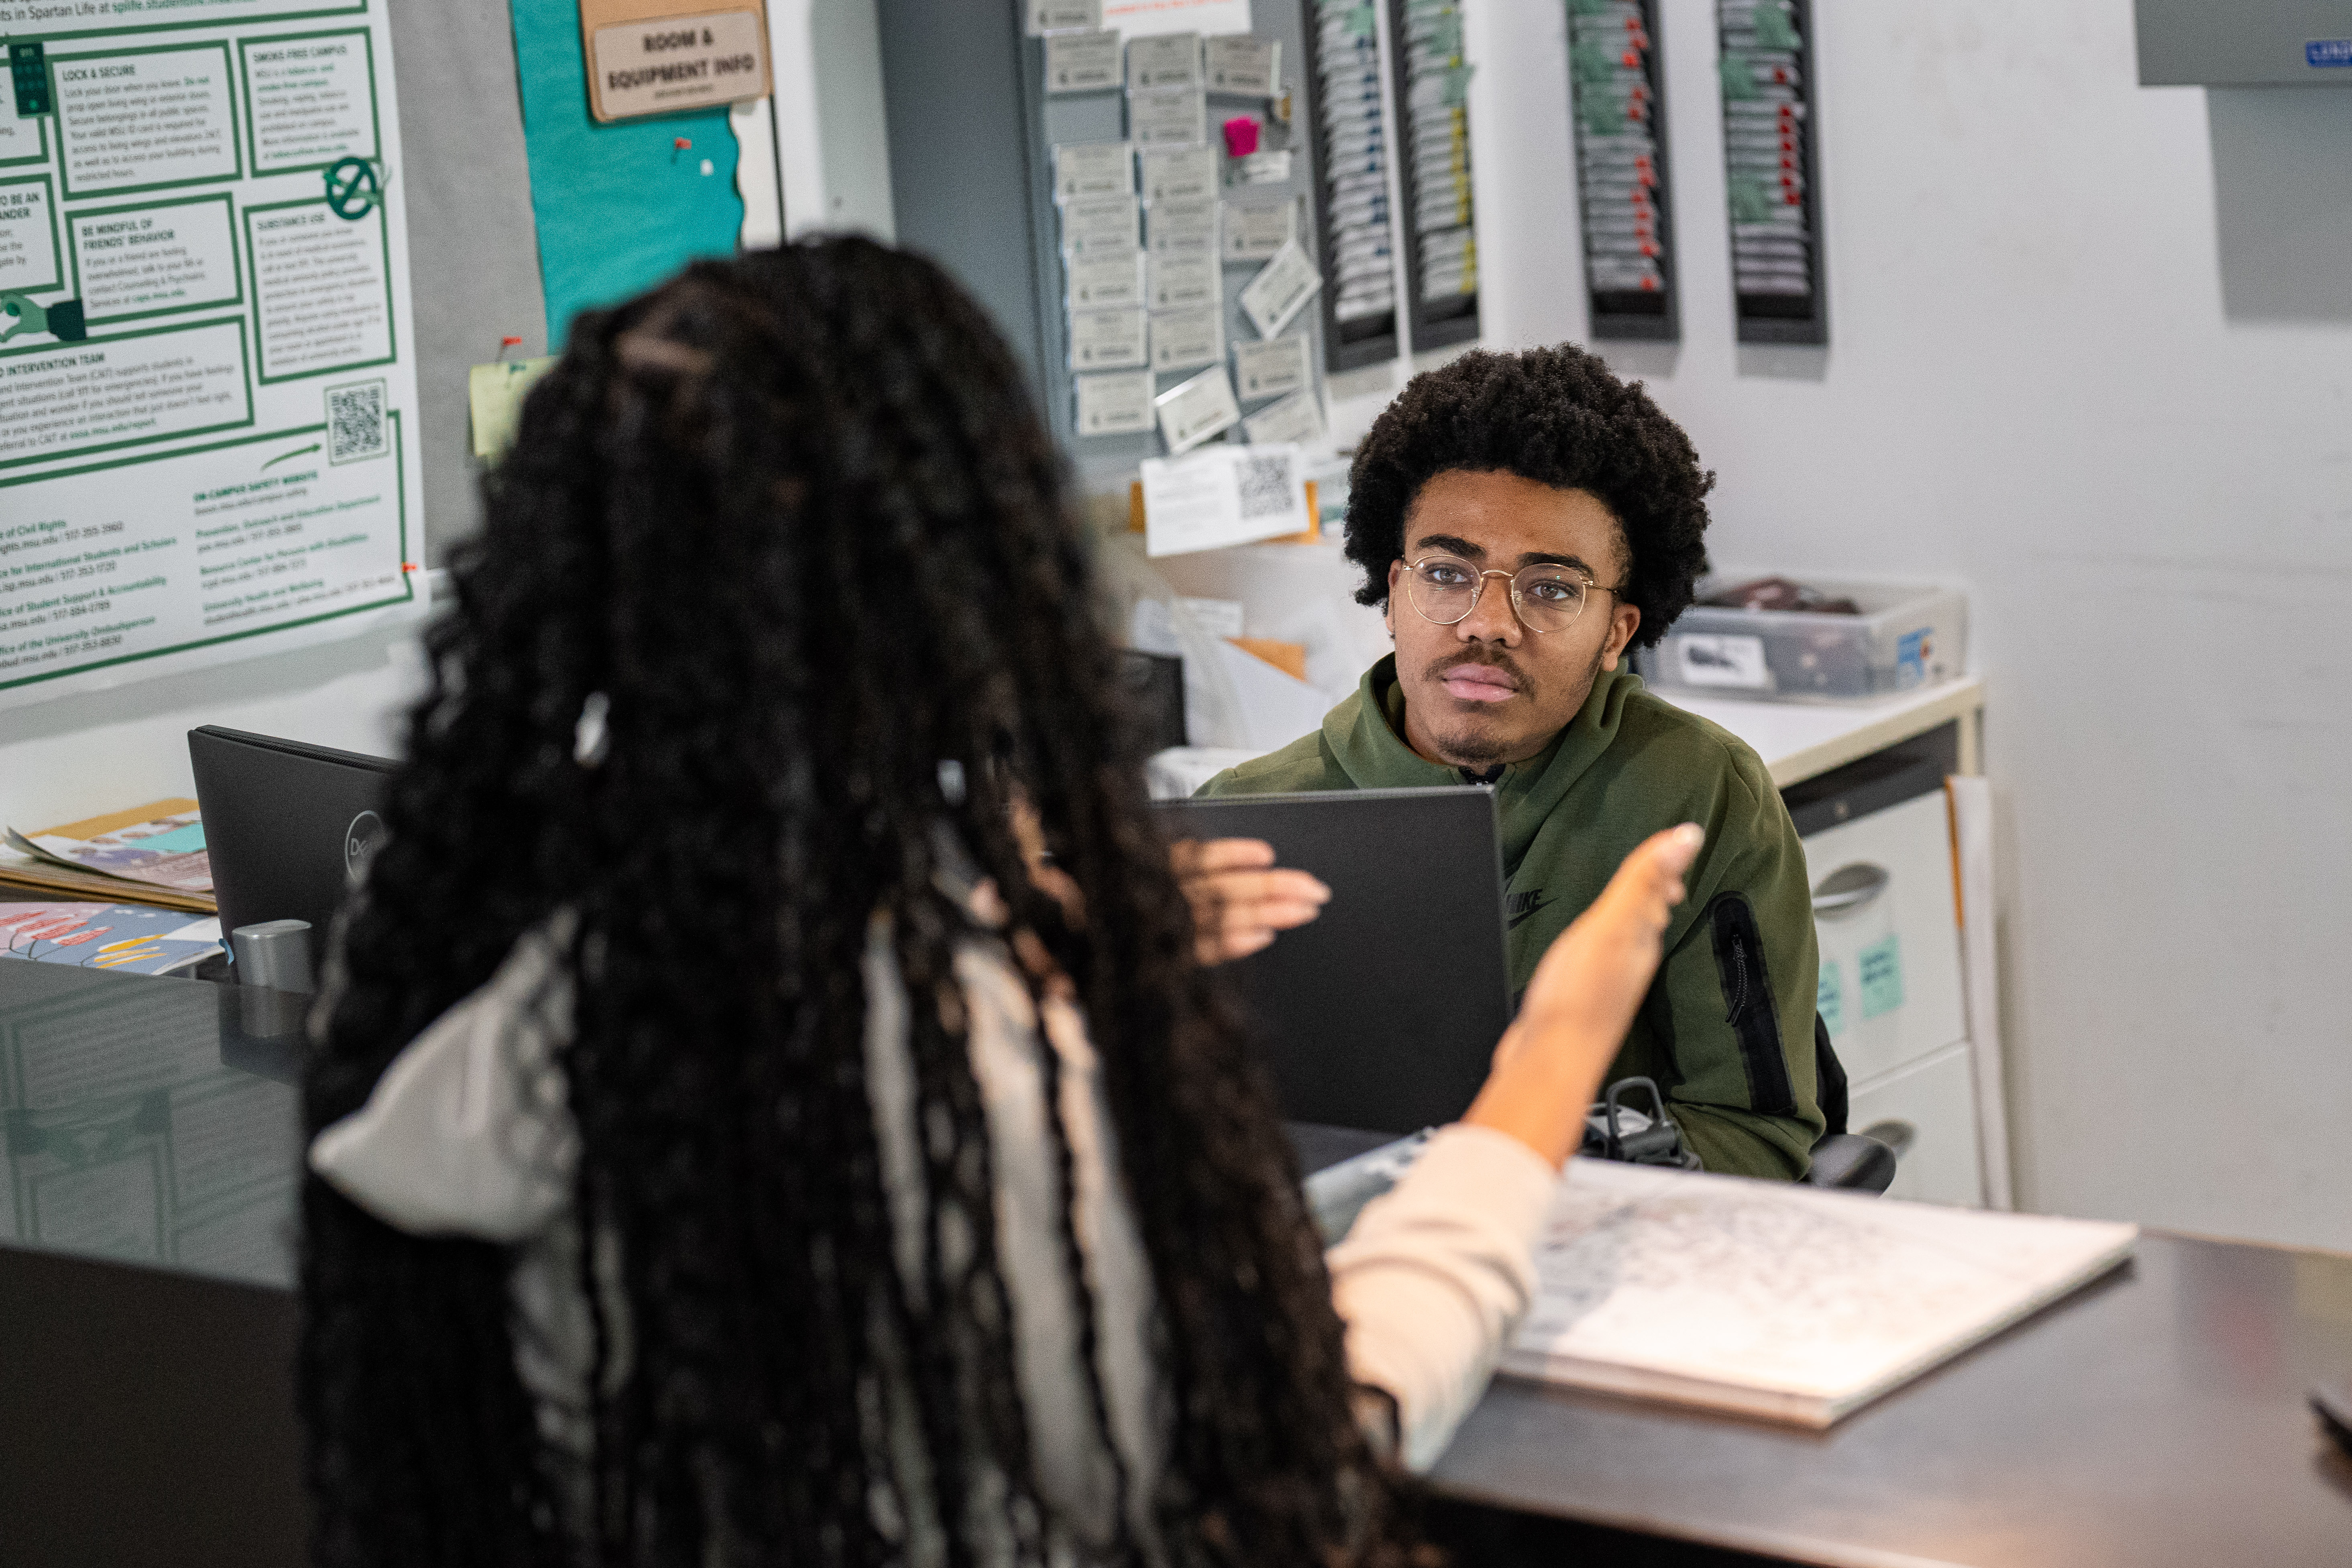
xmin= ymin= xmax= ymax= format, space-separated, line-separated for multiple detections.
xmin=1284 ymin=1124 xmax=2352 ymax=1568
xmin=0 ymin=958 xmax=302 ymax=1289
xmin=1662 ymin=676 xmax=1987 ymax=790
xmin=1438 ymin=1232 xmax=2352 ymax=1567
xmin=6 ymin=971 xmax=2348 ymax=1568
xmin=1152 ymin=676 xmax=1988 ymax=799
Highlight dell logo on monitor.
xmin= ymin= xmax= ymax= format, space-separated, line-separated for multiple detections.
xmin=344 ymin=810 xmax=386 ymax=887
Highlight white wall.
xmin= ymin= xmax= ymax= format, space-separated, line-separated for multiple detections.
xmin=1444 ymin=0 xmax=2352 ymax=1250
xmin=0 ymin=610 xmax=425 ymax=837
xmin=770 ymin=0 xmax=896 ymax=241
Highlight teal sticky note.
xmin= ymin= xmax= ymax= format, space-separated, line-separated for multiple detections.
xmin=1816 ymin=960 xmax=1844 ymax=1037
xmin=1859 ymin=936 xmax=1906 ymax=1020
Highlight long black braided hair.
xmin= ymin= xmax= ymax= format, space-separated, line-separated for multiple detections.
xmin=301 ymin=238 xmax=1430 ymax=1567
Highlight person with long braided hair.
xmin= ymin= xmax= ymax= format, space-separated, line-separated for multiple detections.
xmin=300 ymin=237 xmax=1703 ymax=1568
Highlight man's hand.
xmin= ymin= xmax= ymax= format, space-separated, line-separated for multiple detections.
xmin=1171 ymin=838 xmax=1331 ymax=965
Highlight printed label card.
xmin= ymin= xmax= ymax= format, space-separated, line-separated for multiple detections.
xmin=1149 ymin=301 xmax=1223 ymax=373
xmin=1045 ymin=29 xmax=1122 ymax=92
xmin=1238 ymin=236 xmax=1323 ymax=336
xmin=1152 ymin=365 xmax=1243 ymax=455
xmin=1204 ymin=35 xmax=1280 ymax=96
xmin=1054 ymin=140 xmax=1134 ymax=201
xmin=1068 ymin=305 xmax=1149 ymax=370
xmin=1075 ymin=369 xmax=1155 ymax=436
xmin=1233 ymin=333 xmax=1311 ymax=401
xmin=1126 ymin=32 xmax=1202 ymax=91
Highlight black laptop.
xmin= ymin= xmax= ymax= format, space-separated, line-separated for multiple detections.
xmin=188 ymin=726 xmax=394 ymax=945
xmin=1154 ymin=787 xmax=1512 ymax=1134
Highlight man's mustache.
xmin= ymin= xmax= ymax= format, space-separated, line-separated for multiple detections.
xmin=1425 ymin=650 xmax=1528 ymax=691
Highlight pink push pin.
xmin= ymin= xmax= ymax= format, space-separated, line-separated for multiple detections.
xmin=1221 ymin=115 xmax=1260 ymax=158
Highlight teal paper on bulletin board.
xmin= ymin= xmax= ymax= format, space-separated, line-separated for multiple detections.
xmin=511 ymin=0 xmax=745 ymax=349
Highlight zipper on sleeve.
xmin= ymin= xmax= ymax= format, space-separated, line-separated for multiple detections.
xmin=1705 ymin=893 xmax=1797 ymax=1117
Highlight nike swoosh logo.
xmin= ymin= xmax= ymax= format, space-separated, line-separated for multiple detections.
xmin=1506 ymin=891 xmax=1549 ymax=930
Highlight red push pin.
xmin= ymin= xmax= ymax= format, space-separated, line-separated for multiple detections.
xmin=494 ymin=334 xmax=524 ymax=363
xmin=672 ymin=135 xmax=693 ymax=165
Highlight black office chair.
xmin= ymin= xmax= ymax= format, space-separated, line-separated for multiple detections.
xmin=1802 ymin=1015 xmax=1899 ymax=1193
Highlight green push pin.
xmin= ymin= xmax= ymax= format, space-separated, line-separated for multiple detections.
xmin=0 ymin=292 xmax=86 ymax=343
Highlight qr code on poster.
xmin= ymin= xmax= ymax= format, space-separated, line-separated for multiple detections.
xmin=1233 ymin=452 xmax=1297 ymax=520
xmin=326 ymin=379 xmax=389 ymax=464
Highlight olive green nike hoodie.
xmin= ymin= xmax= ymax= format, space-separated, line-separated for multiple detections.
xmin=1199 ymin=655 xmax=1823 ymax=1179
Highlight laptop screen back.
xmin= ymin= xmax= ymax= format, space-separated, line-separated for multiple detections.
xmin=188 ymin=726 xmax=394 ymax=945
xmin=1154 ymin=787 xmax=1511 ymax=1134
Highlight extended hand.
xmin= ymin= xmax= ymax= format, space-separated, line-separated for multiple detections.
xmin=1170 ymin=837 xmax=1331 ymax=965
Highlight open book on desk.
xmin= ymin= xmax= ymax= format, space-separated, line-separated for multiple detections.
xmin=1306 ymin=1141 xmax=2136 ymax=1429
xmin=1503 ymin=1160 xmax=2136 ymax=1428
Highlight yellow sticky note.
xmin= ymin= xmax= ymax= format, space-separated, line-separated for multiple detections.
xmin=468 ymin=357 xmax=556 ymax=460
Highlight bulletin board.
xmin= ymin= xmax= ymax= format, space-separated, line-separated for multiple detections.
xmin=512 ymin=0 xmax=748 ymax=353
xmin=1013 ymin=2 xmax=1342 ymax=492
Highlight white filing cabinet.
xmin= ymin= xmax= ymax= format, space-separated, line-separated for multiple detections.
xmin=1846 ymin=1041 xmax=1984 ymax=1207
xmin=1801 ymin=784 xmax=1983 ymax=1207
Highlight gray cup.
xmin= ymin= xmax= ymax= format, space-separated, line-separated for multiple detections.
xmin=231 ymin=918 xmax=315 ymax=995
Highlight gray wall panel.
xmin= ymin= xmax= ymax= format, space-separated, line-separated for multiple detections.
xmin=387 ymin=1 xmax=550 ymax=564
xmin=875 ymin=1 xmax=1050 ymax=399
xmin=2136 ymin=0 xmax=2352 ymax=87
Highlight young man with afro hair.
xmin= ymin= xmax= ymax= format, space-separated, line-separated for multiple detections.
xmin=1198 ymin=345 xmax=1825 ymax=1180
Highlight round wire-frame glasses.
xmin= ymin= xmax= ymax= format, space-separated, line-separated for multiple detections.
xmin=1403 ymin=554 xmax=1620 ymax=635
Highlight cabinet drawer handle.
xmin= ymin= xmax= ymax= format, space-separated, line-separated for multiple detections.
xmin=1860 ymin=1118 xmax=1916 ymax=1156
xmin=1812 ymin=862 xmax=1891 ymax=918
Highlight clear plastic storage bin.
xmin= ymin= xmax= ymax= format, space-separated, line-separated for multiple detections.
xmin=1637 ymin=579 xmax=1967 ymax=703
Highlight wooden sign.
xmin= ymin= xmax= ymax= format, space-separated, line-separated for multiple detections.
xmin=578 ymin=0 xmax=771 ymax=123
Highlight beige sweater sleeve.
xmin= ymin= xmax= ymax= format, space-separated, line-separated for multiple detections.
xmin=1325 ymin=1124 xmax=1558 ymax=1472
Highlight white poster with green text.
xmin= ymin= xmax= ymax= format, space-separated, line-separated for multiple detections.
xmin=0 ymin=0 xmax=421 ymax=710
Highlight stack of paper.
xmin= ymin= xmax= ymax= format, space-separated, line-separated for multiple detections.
xmin=1 ymin=801 xmax=217 ymax=916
